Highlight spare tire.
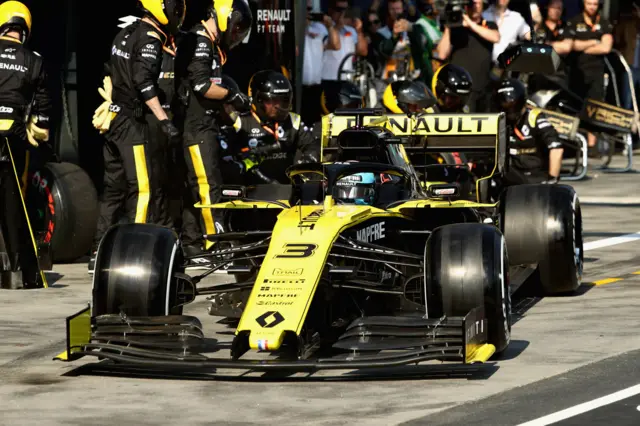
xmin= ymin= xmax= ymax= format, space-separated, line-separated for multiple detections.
xmin=93 ymin=223 xmax=185 ymax=316
xmin=425 ymin=223 xmax=511 ymax=355
xmin=500 ymin=184 xmax=583 ymax=294
xmin=26 ymin=162 xmax=98 ymax=263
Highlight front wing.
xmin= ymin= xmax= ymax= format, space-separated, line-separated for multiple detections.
xmin=54 ymin=306 xmax=495 ymax=372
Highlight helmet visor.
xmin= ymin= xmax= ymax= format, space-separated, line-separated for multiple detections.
xmin=226 ymin=10 xmax=252 ymax=49
xmin=258 ymin=93 xmax=292 ymax=121
xmin=333 ymin=186 xmax=375 ymax=205
xmin=441 ymin=93 xmax=466 ymax=111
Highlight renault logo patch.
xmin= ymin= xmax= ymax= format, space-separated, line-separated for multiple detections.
xmin=256 ymin=311 xmax=285 ymax=328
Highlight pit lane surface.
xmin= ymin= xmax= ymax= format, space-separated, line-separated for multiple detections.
xmin=3 ymin=159 xmax=640 ymax=426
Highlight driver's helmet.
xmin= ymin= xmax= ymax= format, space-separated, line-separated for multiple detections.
xmin=432 ymin=64 xmax=473 ymax=112
xmin=334 ymin=172 xmax=376 ymax=205
xmin=383 ymin=80 xmax=436 ymax=114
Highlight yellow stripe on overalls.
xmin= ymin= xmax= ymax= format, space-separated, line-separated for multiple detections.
xmin=132 ymin=145 xmax=150 ymax=223
xmin=188 ymin=144 xmax=216 ymax=248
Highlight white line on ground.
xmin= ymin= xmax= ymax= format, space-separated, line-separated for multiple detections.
xmin=579 ymin=196 xmax=640 ymax=205
xmin=518 ymin=384 xmax=640 ymax=426
xmin=584 ymin=232 xmax=640 ymax=251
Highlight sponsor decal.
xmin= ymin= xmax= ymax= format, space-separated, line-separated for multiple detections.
xmin=111 ymin=46 xmax=130 ymax=59
xmin=0 ymin=62 xmax=26 ymax=72
xmin=273 ymin=268 xmax=303 ymax=276
xmin=356 ymin=222 xmax=386 ymax=243
xmin=256 ymin=9 xmax=291 ymax=33
xmin=255 ymin=311 xmax=285 ymax=328
xmin=0 ymin=106 xmax=13 ymax=113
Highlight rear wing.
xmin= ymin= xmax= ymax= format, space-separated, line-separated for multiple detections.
xmin=321 ymin=112 xmax=508 ymax=174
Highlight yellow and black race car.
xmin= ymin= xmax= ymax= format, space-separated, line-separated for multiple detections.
xmin=54 ymin=108 xmax=583 ymax=374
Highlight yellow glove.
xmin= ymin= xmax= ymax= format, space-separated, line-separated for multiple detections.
xmin=26 ymin=115 xmax=49 ymax=147
xmin=92 ymin=76 xmax=116 ymax=134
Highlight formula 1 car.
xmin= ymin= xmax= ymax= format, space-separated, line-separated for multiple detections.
xmin=55 ymin=109 xmax=583 ymax=374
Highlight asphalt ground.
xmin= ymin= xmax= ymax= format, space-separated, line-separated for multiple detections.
xmin=3 ymin=157 xmax=640 ymax=425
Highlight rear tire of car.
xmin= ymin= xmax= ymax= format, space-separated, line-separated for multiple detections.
xmin=425 ymin=223 xmax=511 ymax=355
xmin=500 ymin=184 xmax=583 ymax=295
xmin=27 ymin=162 xmax=98 ymax=263
xmin=92 ymin=223 xmax=184 ymax=317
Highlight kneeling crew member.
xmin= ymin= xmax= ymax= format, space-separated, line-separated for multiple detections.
xmin=229 ymin=70 xmax=316 ymax=184
xmin=176 ymin=0 xmax=252 ymax=254
xmin=91 ymin=0 xmax=186 ymax=264
xmin=494 ymin=78 xmax=564 ymax=185
xmin=0 ymin=1 xmax=52 ymax=288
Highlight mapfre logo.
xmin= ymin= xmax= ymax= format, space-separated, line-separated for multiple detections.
xmin=272 ymin=268 xmax=303 ymax=276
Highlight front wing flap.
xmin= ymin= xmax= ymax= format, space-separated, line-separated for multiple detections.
xmin=54 ymin=306 xmax=494 ymax=371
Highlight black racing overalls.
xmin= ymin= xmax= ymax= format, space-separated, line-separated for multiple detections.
xmin=0 ymin=35 xmax=52 ymax=288
xmin=93 ymin=19 xmax=172 ymax=250
xmin=175 ymin=23 xmax=227 ymax=249
xmin=503 ymin=108 xmax=563 ymax=185
xmin=225 ymin=111 xmax=317 ymax=184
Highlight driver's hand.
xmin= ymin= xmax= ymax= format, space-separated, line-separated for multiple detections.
xmin=322 ymin=15 xmax=333 ymax=28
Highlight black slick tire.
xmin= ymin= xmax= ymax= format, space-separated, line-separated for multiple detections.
xmin=500 ymin=184 xmax=583 ymax=294
xmin=27 ymin=162 xmax=98 ymax=263
xmin=425 ymin=223 xmax=511 ymax=355
xmin=92 ymin=223 xmax=184 ymax=317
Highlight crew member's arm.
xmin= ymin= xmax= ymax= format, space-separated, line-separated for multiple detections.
xmin=32 ymin=59 xmax=52 ymax=132
xmin=294 ymin=116 xmax=320 ymax=162
xmin=552 ymin=30 xmax=573 ymax=55
xmin=132 ymin=36 xmax=169 ymax=121
xmin=463 ymin=14 xmax=500 ymax=43
xmin=565 ymin=20 xmax=599 ymax=52
xmin=534 ymin=111 xmax=564 ymax=179
xmin=187 ymin=35 xmax=229 ymax=100
xmin=583 ymin=29 xmax=614 ymax=55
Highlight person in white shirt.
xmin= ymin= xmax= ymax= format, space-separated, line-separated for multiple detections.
xmin=302 ymin=0 xmax=340 ymax=124
xmin=321 ymin=0 xmax=368 ymax=83
xmin=483 ymin=0 xmax=531 ymax=64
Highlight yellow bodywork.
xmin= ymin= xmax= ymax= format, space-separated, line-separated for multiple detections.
xmin=232 ymin=199 xmax=405 ymax=351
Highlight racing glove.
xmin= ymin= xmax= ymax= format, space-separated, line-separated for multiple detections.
xmin=159 ymin=119 xmax=181 ymax=145
xmin=224 ymin=88 xmax=251 ymax=113
xmin=93 ymin=76 xmax=115 ymax=134
xmin=26 ymin=115 xmax=49 ymax=147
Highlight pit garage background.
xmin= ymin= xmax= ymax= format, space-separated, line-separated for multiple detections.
xmin=19 ymin=0 xmax=623 ymax=192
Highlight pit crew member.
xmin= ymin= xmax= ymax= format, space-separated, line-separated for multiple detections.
xmin=175 ymin=0 xmax=252 ymax=255
xmin=431 ymin=63 xmax=473 ymax=113
xmin=91 ymin=0 xmax=185 ymax=265
xmin=0 ymin=1 xmax=51 ymax=288
xmin=494 ymin=78 xmax=564 ymax=185
xmin=226 ymin=70 xmax=317 ymax=184
xmin=565 ymin=0 xmax=613 ymax=157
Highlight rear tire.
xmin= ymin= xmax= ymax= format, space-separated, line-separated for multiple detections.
xmin=27 ymin=162 xmax=98 ymax=263
xmin=92 ymin=223 xmax=184 ymax=317
xmin=425 ymin=224 xmax=511 ymax=355
xmin=501 ymin=184 xmax=583 ymax=294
